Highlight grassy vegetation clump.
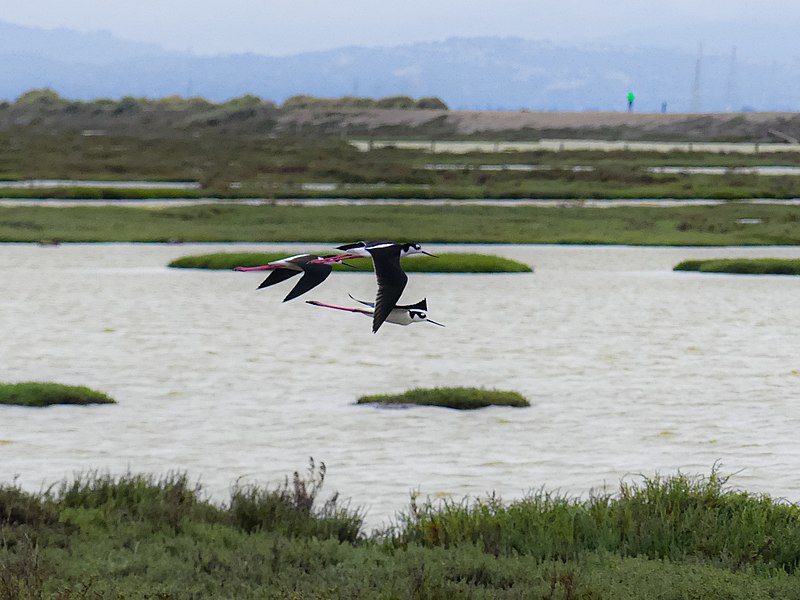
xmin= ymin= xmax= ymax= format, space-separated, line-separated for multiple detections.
xmin=0 ymin=382 xmax=115 ymax=407
xmin=394 ymin=470 xmax=800 ymax=572
xmin=675 ymin=258 xmax=800 ymax=274
xmin=0 ymin=187 xmax=203 ymax=199
xmin=53 ymin=472 xmax=210 ymax=531
xmin=357 ymin=387 xmax=530 ymax=410
xmin=168 ymin=252 xmax=289 ymax=270
xmin=168 ymin=252 xmax=532 ymax=272
xmin=0 ymin=485 xmax=59 ymax=528
xmin=281 ymin=94 xmax=448 ymax=110
xmin=347 ymin=253 xmax=532 ymax=273
xmin=4 ymin=466 xmax=800 ymax=597
xmin=229 ymin=459 xmax=363 ymax=542
xmin=673 ymin=259 xmax=706 ymax=271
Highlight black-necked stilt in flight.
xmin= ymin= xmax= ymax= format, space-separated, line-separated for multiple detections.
xmin=234 ymin=253 xmax=349 ymax=302
xmin=335 ymin=240 xmax=437 ymax=259
xmin=306 ymin=295 xmax=444 ymax=327
xmin=333 ymin=241 xmax=436 ymax=333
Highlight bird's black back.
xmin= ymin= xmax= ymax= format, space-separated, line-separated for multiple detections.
xmin=399 ymin=298 xmax=427 ymax=311
xmin=335 ymin=240 xmax=386 ymax=252
xmin=368 ymin=244 xmax=407 ymax=333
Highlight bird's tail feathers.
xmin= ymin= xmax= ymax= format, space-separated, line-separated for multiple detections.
xmin=348 ymin=294 xmax=375 ymax=308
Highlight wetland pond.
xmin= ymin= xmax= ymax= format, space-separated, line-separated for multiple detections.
xmin=1 ymin=243 xmax=799 ymax=525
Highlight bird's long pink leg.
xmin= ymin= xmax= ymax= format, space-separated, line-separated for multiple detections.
xmin=310 ymin=253 xmax=363 ymax=264
xmin=305 ymin=300 xmax=372 ymax=317
xmin=233 ymin=264 xmax=279 ymax=272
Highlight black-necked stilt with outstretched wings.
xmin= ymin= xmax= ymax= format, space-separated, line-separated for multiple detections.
xmin=333 ymin=240 xmax=437 ymax=332
xmin=234 ymin=253 xmax=349 ymax=302
xmin=335 ymin=240 xmax=437 ymax=259
xmin=306 ymin=295 xmax=444 ymax=327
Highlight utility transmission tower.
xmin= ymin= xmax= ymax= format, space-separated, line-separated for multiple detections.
xmin=690 ymin=43 xmax=703 ymax=112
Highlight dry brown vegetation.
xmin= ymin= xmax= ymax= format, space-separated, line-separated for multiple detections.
xmin=4 ymin=89 xmax=800 ymax=141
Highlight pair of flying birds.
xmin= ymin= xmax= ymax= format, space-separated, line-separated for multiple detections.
xmin=235 ymin=240 xmax=444 ymax=333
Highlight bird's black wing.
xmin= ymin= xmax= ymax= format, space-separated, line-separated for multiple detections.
xmin=282 ymin=263 xmax=333 ymax=302
xmin=257 ymin=268 xmax=300 ymax=290
xmin=335 ymin=241 xmax=366 ymax=251
xmin=336 ymin=240 xmax=388 ymax=252
xmin=368 ymin=245 xmax=407 ymax=333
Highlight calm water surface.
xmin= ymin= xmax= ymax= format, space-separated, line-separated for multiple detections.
xmin=1 ymin=243 xmax=799 ymax=525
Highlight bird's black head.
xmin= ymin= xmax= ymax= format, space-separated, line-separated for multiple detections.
xmin=408 ymin=307 xmax=445 ymax=327
xmin=400 ymin=242 xmax=436 ymax=257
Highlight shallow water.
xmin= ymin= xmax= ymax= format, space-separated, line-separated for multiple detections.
xmin=5 ymin=198 xmax=800 ymax=208
xmin=1 ymin=243 xmax=800 ymax=526
xmin=353 ymin=139 xmax=800 ymax=154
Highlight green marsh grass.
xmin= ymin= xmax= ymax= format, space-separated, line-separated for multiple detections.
xmin=168 ymin=252 xmax=289 ymax=270
xmin=3 ymin=203 xmax=800 ymax=244
xmin=0 ymin=187 xmax=202 ymax=200
xmin=6 ymin=126 xmax=800 ymax=202
xmin=357 ymin=387 xmax=530 ymax=410
xmin=168 ymin=252 xmax=532 ymax=272
xmin=341 ymin=253 xmax=532 ymax=273
xmin=6 ymin=98 xmax=800 ymax=202
xmin=4 ymin=466 xmax=800 ymax=597
xmin=675 ymin=258 xmax=800 ymax=274
xmin=0 ymin=382 xmax=115 ymax=407
xmin=673 ymin=259 xmax=706 ymax=271
xmin=395 ymin=469 xmax=800 ymax=570
xmin=229 ymin=459 xmax=363 ymax=542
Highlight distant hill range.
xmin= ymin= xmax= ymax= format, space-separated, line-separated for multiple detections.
xmin=3 ymin=20 xmax=800 ymax=112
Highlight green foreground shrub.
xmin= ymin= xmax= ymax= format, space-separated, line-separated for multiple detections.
xmin=0 ymin=382 xmax=115 ymax=407
xmin=3 ymin=466 xmax=800 ymax=598
xmin=357 ymin=387 xmax=530 ymax=409
xmin=675 ymin=258 xmax=800 ymax=274
xmin=229 ymin=459 xmax=363 ymax=543
xmin=394 ymin=470 xmax=800 ymax=573
xmin=168 ymin=251 xmax=532 ymax=272
xmin=53 ymin=472 xmax=209 ymax=531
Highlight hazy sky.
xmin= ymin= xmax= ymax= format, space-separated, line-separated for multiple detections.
xmin=3 ymin=0 xmax=800 ymax=56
